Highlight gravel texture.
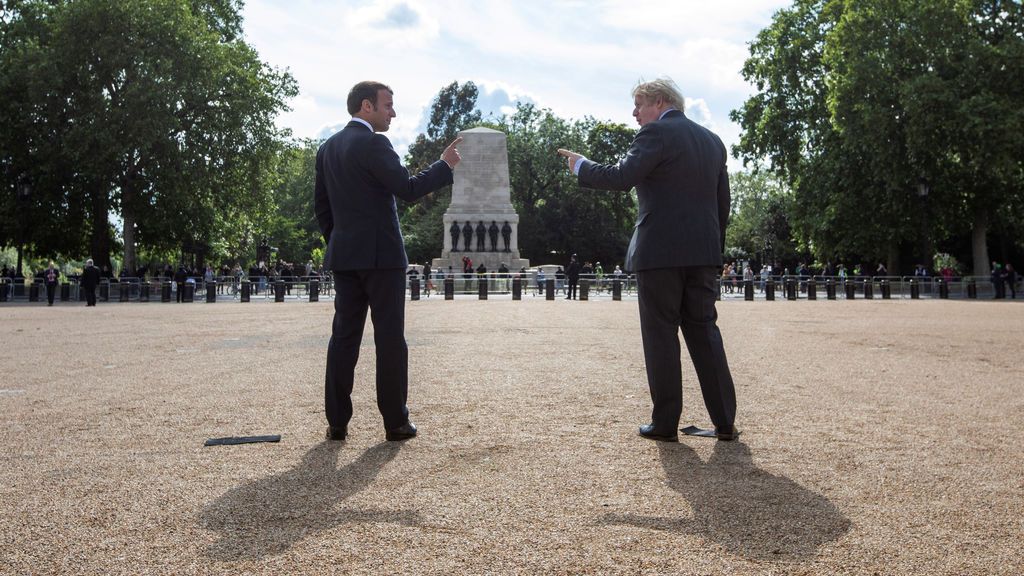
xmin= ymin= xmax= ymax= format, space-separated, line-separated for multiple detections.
xmin=1 ymin=299 xmax=1022 ymax=575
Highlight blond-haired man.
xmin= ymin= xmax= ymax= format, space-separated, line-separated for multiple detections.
xmin=558 ymin=78 xmax=738 ymax=441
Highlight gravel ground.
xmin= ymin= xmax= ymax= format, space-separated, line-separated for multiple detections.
xmin=1 ymin=298 xmax=1022 ymax=575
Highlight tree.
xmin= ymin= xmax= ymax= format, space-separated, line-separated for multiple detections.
xmin=503 ymin=103 xmax=636 ymax=266
xmin=726 ymin=171 xmax=802 ymax=270
xmin=260 ymin=138 xmax=322 ymax=267
xmin=733 ymin=0 xmax=1024 ymax=275
xmin=0 ymin=0 xmax=296 ymax=273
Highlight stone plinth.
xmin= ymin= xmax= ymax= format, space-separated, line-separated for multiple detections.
xmin=433 ymin=127 xmax=529 ymax=272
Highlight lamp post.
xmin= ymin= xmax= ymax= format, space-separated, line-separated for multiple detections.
xmin=917 ymin=178 xmax=931 ymax=270
xmin=15 ymin=181 xmax=30 ymax=277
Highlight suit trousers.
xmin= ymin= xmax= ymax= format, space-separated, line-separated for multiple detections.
xmin=326 ymin=268 xmax=410 ymax=431
xmin=636 ymin=266 xmax=736 ymax=433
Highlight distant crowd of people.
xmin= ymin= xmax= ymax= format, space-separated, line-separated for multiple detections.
xmin=714 ymin=260 xmax=1017 ymax=298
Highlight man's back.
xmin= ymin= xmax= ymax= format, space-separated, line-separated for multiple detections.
xmin=316 ymin=122 xmax=452 ymax=271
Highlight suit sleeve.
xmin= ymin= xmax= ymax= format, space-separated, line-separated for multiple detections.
xmin=366 ymin=134 xmax=453 ymax=202
xmin=716 ymin=142 xmax=731 ymax=253
xmin=313 ymin=146 xmax=332 ymax=241
xmin=578 ymin=124 xmax=663 ymax=192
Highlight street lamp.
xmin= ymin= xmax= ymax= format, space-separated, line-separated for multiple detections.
xmin=15 ymin=181 xmax=30 ymax=277
xmin=917 ymin=178 xmax=932 ymax=271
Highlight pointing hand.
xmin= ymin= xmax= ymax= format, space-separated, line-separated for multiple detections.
xmin=442 ymin=137 xmax=463 ymax=169
xmin=557 ymin=148 xmax=582 ymax=173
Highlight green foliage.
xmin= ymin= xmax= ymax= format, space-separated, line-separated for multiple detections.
xmin=933 ymin=252 xmax=962 ymax=274
xmin=261 ymin=138 xmax=321 ymax=266
xmin=398 ymin=82 xmax=639 ymax=268
xmin=732 ymin=0 xmax=1024 ymax=274
xmin=725 ymin=171 xmax=803 ymax=267
xmin=0 ymin=0 xmax=296 ymax=272
xmin=504 ymin=104 xmax=636 ymax=266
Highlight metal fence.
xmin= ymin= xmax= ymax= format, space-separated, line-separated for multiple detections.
xmin=0 ymin=273 xmax=1017 ymax=303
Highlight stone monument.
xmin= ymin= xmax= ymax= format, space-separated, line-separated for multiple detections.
xmin=433 ymin=127 xmax=529 ymax=272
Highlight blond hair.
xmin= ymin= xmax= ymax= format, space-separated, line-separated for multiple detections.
xmin=632 ymin=77 xmax=685 ymax=111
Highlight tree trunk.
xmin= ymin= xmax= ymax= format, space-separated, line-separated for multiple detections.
xmin=122 ymin=188 xmax=136 ymax=276
xmin=89 ymin=185 xmax=112 ymax=270
xmin=971 ymin=207 xmax=989 ymax=277
xmin=886 ymin=241 xmax=900 ymax=277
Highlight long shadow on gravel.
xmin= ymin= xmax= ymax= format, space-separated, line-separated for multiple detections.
xmin=602 ymin=441 xmax=851 ymax=560
xmin=200 ymin=441 xmax=419 ymax=561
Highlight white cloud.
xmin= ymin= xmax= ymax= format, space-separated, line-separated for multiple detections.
xmin=346 ymin=0 xmax=440 ymax=45
xmin=241 ymin=0 xmax=791 ymax=160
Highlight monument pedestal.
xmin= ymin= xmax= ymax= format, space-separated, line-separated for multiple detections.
xmin=434 ymin=127 xmax=528 ymax=273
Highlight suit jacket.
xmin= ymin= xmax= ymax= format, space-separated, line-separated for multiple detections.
xmin=578 ymin=110 xmax=730 ymax=272
xmin=81 ymin=266 xmax=101 ymax=289
xmin=315 ymin=121 xmax=453 ymax=271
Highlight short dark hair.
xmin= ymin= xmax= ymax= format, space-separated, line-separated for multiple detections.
xmin=347 ymin=81 xmax=392 ymax=115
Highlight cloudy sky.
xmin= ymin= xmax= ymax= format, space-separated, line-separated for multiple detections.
xmin=241 ymin=0 xmax=790 ymax=161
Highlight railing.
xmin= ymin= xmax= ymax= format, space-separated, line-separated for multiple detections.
xmin=0 ymin=273 xmax=1017 ymax=303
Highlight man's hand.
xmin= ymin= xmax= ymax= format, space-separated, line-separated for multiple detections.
xmin=441 ymin=137 xmax=463 ymax=169
xmin=557 ymin=148 xmax=582 ymax=173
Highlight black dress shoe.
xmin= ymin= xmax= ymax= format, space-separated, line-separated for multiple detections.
xmin=326 ymin=426 xmax=347 ymax=441
xmin=638 ymin=423 xmax=677 ymax=442
xmin=716 ymin=425 xmax=740 ymax=442
xmin=385 ymin=422 xmax=417 ymax=441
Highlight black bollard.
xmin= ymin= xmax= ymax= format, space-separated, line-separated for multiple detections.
xmin=512 ymin=277 xmax=522 ymax=300
xmin=580 ymin=279 xmax=589 ymax=301
xmin=410 ymin=278 xmax=420 ymax=301
xmin=240 ymin=281 xmax=251 ymax=302
xmin=845 ymin=281 xmax=856 ymax=300
xmin=545 ymin=278 xmax=555 ymax=300
xmin=60 ymin=283 xmax=70 ymax=302
xmin=478 ymin=278 xmax=488 ymax=300
xmin=939 ymin=279 xmax=949 ymax=299
xmin=612 ymin=279 xmax=622 ymax=301
xmin=910 ymin=279 xmax=920 ymax=299
xmin=0 ymin=282 xmax=7 ymax=302
xmin=444 ymin=277 xmax=454 ymax=300
xmin=29 ymin=283 xmax=40 ymax=302
xmin=807 ymin=278 xmax=817 ymax=301
xmin=744 ymin=279 xmax=754 ymax=301
xmin=100 ymin=282 xmax=110 ymax=302
xmin=161 ymin=282 xmax=172 ymax=302
xmin=206 ymin=282 xmax=216 ymax=303
xmin=139 ymin=282 xmax=150 ymax=302
xmin=881 ymin=280 xmax=891 ymax=299
xmin=826 ymin=279 xmax=836 ymax=300
xmin=309 ymin=280 xmax=319 ymax=302
xmin=786 ymin=278 xmax=797 ymax=300
xmin=120 ymin=283 xmax=130 ymax=302
xmin=967 ymin=279 xmax=977 ymax=299
xmin=274 ymin=281 xmax=285 ymax=302
xmin=183 ymin=282 xmax=195 ymax=303
xmin=766 ymin=279 xmax=776 ymax=301
xmin=864 ymin=279 xmax=873 ymax=299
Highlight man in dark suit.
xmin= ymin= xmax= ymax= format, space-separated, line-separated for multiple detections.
xmin=314 ymin=80 xmax=462 ymax=442
xmin=558 ymin=77 xmax=738 ymax=442
xmin=81 ymin=259 xmax=101 ymax=307
xmin=43 ymin=261 xmax=60 ymax=306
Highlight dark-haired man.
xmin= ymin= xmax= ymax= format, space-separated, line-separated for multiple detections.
xmin=315 ymin=81 xmax=462 ymax=442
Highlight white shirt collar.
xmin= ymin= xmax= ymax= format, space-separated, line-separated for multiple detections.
xmin=659 ymin=108 xmax=679 ymax=120
xmin=350 ymin=117 xmax=373 ymax=132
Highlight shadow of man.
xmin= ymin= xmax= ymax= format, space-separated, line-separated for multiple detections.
xmin=603 ymin=441 xmax=850 ymax=561
xmin=200 ymin=441 xmax=418 ymax=561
